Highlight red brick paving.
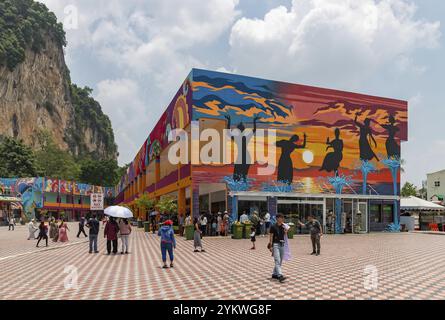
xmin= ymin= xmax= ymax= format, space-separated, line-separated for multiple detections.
xmin=0 ymin=225 xmax=445 ymax=300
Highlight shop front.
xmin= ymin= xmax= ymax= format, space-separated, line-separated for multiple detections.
xmin=228 ymin=191 xmax=399 ymax=234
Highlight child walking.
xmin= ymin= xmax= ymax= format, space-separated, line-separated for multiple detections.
xmin=158 ymin=220 xmax=176 ymax=268
xmin=250 ymin=226 xmax=256 ymax=250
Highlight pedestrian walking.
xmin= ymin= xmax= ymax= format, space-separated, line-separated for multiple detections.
xmin=104 ymin=216 xmax=119 ymax=255
xmin=298 ymin=214 xmax=323 ymax=256
xmin=27 ymin=219 xmax=39 ymax=240
xmin=264 ymin=212 xmax=271 ymax=234
xmin=250 ymin=226 xmax=256 ymax=250
xmin=217 ymin=212 xmax=222 ymax=236
xmin=49 ymin=218 xmax=57 ymax=239
xmin=77 ymin=216 xmax=87 ymax=238
xmin=200 ymin=214 xmax=207 ymax=236
xmin=36 ymin=221 xmax=48 ymax=247
xmin=223 ymin=211 xmax=230 ymax=236
xmin=58 ymin=220 xmax=69 ymax=242
xmin=8 ymin=216 xmax=14 ymax=231
xmin=158 ymin=220 xmax=176 ymax=268
xmin=193 ymin=218 xmax=205 ymax=252
xmin=86 ymin=214 xmax=100 ymax=253
xmin=150 ymin=209 xmax=158 ymax=234
xmin=268 ymin=213 xmax=287 ymax=283
xmin=178 ymin=214 xmax=185 ymax=237
xmin=260 ymin=214 xmax=266 ymax=237
xmin=119 ymin=218 xmax=132 ymax=254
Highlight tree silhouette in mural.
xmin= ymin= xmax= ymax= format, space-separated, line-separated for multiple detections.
xmin=380 ymin=114 xmax=400 ymax=159
xmin=224 ymin=113 xmax=260 ymax=182
xmin=354 ymin=113 xmax=379 ymax=162
xmin=276 ymin=133 xmax=307 ymax=185
xmin=319 ymin=128 xmax=343 ymax=177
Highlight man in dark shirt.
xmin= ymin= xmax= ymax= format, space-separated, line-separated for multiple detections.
xmin=86 ymin=214 xmax=100 ymax=254
xmin=77 ymin=216 xmax=87 ymax=238
xmin=268 ymin=213 xmax=287 ymax=283
xmin=299 ymin=214 xmax=323 ymax=256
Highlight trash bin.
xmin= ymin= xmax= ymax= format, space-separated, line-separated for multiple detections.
xmin=287 ymin=224 xmax=296 ymax=239
xmin=232 ymin=224 xmax=243 ymax=239
xmin=143 ymin=221 xmax=150 ymax=233
xmin=243 ymin=223 xmax=252 ymax=239
xmin=137 ymin=220 xmax=143 ymax=228
xmin=185 ymin=224 xmax=194 ymax=240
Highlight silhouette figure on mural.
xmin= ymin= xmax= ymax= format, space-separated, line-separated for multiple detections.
xmin=224 ymin=113 xmax=260 ymax=182
xmin=354 ymin=113 xmax=379 ymax=161
xmin=276 ymin=133 xmax=307 ymax=184
xmin=320 ymin=128 xmax=343 ymax=176
xmin=380 ymin=114 xmax=400 ymax=159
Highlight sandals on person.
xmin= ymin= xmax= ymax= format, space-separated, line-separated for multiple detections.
xmin=162 ymin=265 xmax=168 ymax=269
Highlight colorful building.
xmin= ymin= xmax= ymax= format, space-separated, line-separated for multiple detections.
xmin=0 ymin=177 xmax=115 ymax=222
xmin=115 ymin=69 xmax=408 ymax=233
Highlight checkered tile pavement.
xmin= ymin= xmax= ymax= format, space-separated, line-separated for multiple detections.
xmin=0 ymin=226 xmax=444 ymax=300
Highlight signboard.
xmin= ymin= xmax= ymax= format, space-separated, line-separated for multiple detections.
xmin=90 ymin=193 xmax=104 ymax=211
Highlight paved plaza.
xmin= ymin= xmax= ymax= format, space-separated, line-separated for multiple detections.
xmin=0 ymin=223 xmax=444 ymax=300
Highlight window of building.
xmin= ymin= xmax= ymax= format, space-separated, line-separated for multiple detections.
xmin=435 ymin=181 xmax=440 ymax=187
xmin=382 ymin=204 xmax=394 ymax=223
xmin=370 ymin=204 xmax=382 ymax=223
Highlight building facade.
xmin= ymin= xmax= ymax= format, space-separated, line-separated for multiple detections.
xmin=427 ymin=170 xmax=445 ymax=203
xmin=115 ymin=69 xmax=408 ymax=233
xmin=0 ymin=177 xmax=114 ymax=222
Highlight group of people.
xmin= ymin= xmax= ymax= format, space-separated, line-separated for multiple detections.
xmin=196 ymin=211 xmax=231 ymax=237
xmin=239 ymin=210 xmax=272 ymax=236
xmin=27 ymin=218 xmax=70 ymax=247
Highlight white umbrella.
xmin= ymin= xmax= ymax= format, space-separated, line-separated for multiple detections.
xmin=104 ymin=206 xmax=134 ymax=218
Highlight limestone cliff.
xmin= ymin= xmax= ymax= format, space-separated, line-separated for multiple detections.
xmin=0 ymin=0 xmax=117 ymax=160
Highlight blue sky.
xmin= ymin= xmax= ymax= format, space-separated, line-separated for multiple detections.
xmin=39 ymin=0 xmax=443 ymax=188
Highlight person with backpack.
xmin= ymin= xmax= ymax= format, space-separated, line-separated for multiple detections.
xmin=86 ymin=214 xmax=100 ymax=254
xmin=158 ymin=220 xmax=176 ymax=268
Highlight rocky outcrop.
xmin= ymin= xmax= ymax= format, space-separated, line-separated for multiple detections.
xmin=0 ymin=36 xmax=117 ymax=160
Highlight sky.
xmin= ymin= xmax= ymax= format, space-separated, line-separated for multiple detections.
xmin=38 ymin=0 xmax=444 ymax=188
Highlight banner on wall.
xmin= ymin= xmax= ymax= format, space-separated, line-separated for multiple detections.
xmin=90 ymin=193 xmax=104 ymax=211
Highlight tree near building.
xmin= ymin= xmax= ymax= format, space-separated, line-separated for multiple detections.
xmin=34 ymin=130 xmax=81 ymax=180
xmin=0 ymin=136 xmax=38 ymax=177
xmin=79 ymin=158 xmax=121 ymax=186
xmin=401 ymin=182 xmax=417 ymax=197
xmin=135 ymin=193 xmax=156 ymax=221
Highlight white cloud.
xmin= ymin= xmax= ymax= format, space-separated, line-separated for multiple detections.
xmin=229 ymin=0 xmax=441 ymax=88
xmin=94 ymin=78 xmax=147 ymax=164
xmin=39 ymin=0 xmax=240 ymax=164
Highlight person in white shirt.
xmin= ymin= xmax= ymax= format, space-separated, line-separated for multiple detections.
xmin=264 ymin=212 xmax=271 ymax=234
xmin=240 ymin=211 xmax=249 ymax=224
xmin=27 ymin=219 xmax=39 ymax=240
xmin=200 ymin=214 xmax=208 ymax=236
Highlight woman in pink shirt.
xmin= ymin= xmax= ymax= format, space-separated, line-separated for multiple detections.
xmin=119 ymin=218 xmax=132 ymax=254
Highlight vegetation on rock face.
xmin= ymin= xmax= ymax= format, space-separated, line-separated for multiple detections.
xmin=1 ymin=0 xmax=118 ymax=166
xmin=0 ymin=0 xmax=66 ymax=70
xmin=67 ymin=84 xmax=118 ymax=160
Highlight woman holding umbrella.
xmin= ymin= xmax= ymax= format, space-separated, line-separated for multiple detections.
xmin=104 ymin=216 xmax=119 ymax=255
xmin=104 ymin=206 xmax=134 ymax=255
